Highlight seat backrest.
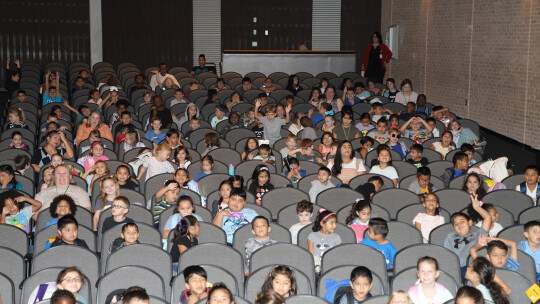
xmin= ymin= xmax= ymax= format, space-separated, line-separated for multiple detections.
xmin=245 ymin=265 xmax=312 ymax=301
xmin=363 ymin=295 xmax=390 ymax=304
xmin=501 ymin=174 xmax=524 ymax=190
xmin=22 ymin=267 xmax=92 ymax=304
xmin=0 ymin=247 xmax=24 ymax=304
xmin=399 ymin=174 xmax=446 ymax=191
xmin=197 ymin=173 xmax=231 ymax=197
xmin=396 ymin=204 xmax=450 ymax=226
xmin=232 ymin=223 xmax=292 ymax=263
xmin=0 ymin=273 xmax=14 ymax=304
xmin=317 ymin=265 xmax=385 ymax=298
xmin=97 ymin=266 xmax=165 ymax=303
xmin=36 ymin=206 xmax=93 ymax=232
xmin=434 ymin=189 xmax=471 ymax=214
xmin=188 ymin=160 xmax=229 ymax=178
xmin=207 ymin=148 xmax=242 ymax=166
xmin=249 ymin=243 xmax=316 ymax=292
xmin=393 ymin=244 xmax=462 ymax=286
xmin=296 ymin=223 xmax=357 ymax=251
xmin=171 ymin=264 xmax=239 ymax=303
xmin=371 ymin=189 xmax=420 ymax=219
xmin=336 ymin=204 xmax=391 ymax=224
xmin=197 ymin=221 xmax=227 ymax=244
xmin=519 ymin=206 xmax=540 ymax=224
xmin=34 ymin=224 xmax=95 ymax=255
xmin=483 ymin=189 xmax=533 ymax=218
xmin=261 ymin=188 xmax=310 ymax=220
xmin=0 ymin=223 xmax=28 ymax=255
xmin=233 ymin=160 xmax=277 ymax=181
xmin=97 ymin=204 xmax=153 ymax=251
xmin=429 ymin=223 xmax=454 ymax=247
xmin=494 ymin=269 xmax=533 ymax=304
xmin=285 ymin=295 xmax=330 ymax=304
xmin=316 ymin=187 xmax=363 ymax=211
xmin=426 ymin=161 xmax=453 ymax=178
xmin=497 ymin=224 xmax=525 ymax=243
xmin=385 ymin=221 xmax=423 ymax=251
xmin=178 ymin=243 xmax=245 ymax=295
xmin=391 ymin=267 xmax=458 ymax=297
xmin=277 ymin=204 xmax=321 ymax=232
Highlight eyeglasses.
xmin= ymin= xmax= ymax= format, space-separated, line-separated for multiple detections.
xmin=112 ymin=204 xmax=127 ymax=209
xmin=61 ymin=277 xmax=82 ymax=284
xmin=391 ymin=134 xmax=401 ymax=138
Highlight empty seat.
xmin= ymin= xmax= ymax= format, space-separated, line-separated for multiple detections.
xmin=0 ymin=223 xmax=28 ymax=256
xmin=261 ymin=188 xmax=310 ymax=220
xmin=429 ymin=223 xmax=455 ymax=247
xmin=371 ymin=189 xmax=420 ymax=219
xmin=519 ymin=206 xmax=540 ymax=224
xmin=0 ymin=247 xmax=24 ymax=304
xmin=316 ymin=187 xmax=363 ymax=211
xmin=385 ymin=221 xmax=423 ymax=251
xmin=497 ymin=224 xmax=525 ymax=243
xmin=494 ymin=269 xmax=533 ymax=303
xmin=97 ymin=266 xmax=165 ymax=303
xmin=0 ymin=273 xmax=14 ymax=304
xmin=483 ymin=190 xmax=533 ymax=218
xmin=434 ymin=189 xmax=471 ymax=214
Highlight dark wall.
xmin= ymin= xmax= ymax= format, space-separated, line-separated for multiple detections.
xmin=222 ymin=0 xmax=312 ymax=50
xmin=102 ymin=0 xmax=193 ymax=71
xmin=341 ymin=0 xmax=382 ymax=72
xmin=0 ymin=0 xmax=90 ymax=83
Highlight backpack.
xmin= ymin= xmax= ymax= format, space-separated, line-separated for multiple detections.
xmin=324 ymin=278 xmax=353 ymax=303
xmin=128 ymin=151 xmax=153 ymax=175
xmin=478 ymin=157 xmax=509 ymax=182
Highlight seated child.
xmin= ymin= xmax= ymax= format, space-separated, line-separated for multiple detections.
xmin=145 ymin=117 xmax=166 ymax=147
xmin=213 ymin=188 xmax=258 ymax=245
xmin=368 ymin=102 xmax=392 ymax=124
xmin=28 ymin=267 xmax=88 ymax=304
xmin=442 ymin=152 xmax=469 ymax=188
xmin=369 ymin=148 xmax=399 ymax=187
xmin=211 ymin=104 xmax=228 ymax=128
xmin=46 ymin=215 xmax=89 ymax=249
xmin=407 ymin=256 xmax=453 ymax=304
xmin=252 ymin=112 xmax=265 ymax=139
xmin=123 ymin=129 xmax=145 ymax=153
xmin=429 ymin=131 xmax=454 ymax=158
xmin=357 ymin=136 xmax=374 ymax=161
xmin=354 ymin=176 xmax=384 ymax=201
xmin=195 ymin=155 xmax=215 ymax=181
xmin=388 ymin=114 xmax=400 ymax=129
xmin=8 ymin=131 xmax=29 ymax=151
xmin=122 ymin=288 xmax=150 ymax=304
xmin=467 ymin=203 xmax=503 ymax=237
xmin=333 ymin=266 xmax=374 ymax=304
xmin=162 ymin=196 xmax=203 ymax=239
xmin=408 ymin=167 xmax=437 ymax=199
xmin=289 ymin=200 xmax=313 ymax=245
xmin=443 ymin=194 xmax=492 ymax=276
xmin=360 ymin=217 xmax=397 ymax=269
xmin=280 ymin=134 xmax=297 ymax=158
xmin=284 ymin=158 xmax=306 ymax=186
xmin=109 ymin=222 xmax=140 ymax=254
xmin=425 ymin=117 xmax=440 ymax=138
xmin=248 ymin=165 xmax=275 ymax=205
xmin=179 ymin=266 xmax=210 ymax=304
xmin=346 ymin=199 xmax=372 ymax=243
xmin=399 ymin=116 xmax=433 ymax=145
xmin=309 ymin=167 xmax=335 ymax=203
xmin=288 ymin=139 xmax=323 ymax=164
xmin=201 ymin=133 xmax=220 ymax=157
xmin=470 ymin=235 xmax=520 ymax=272
xmin=211 ymin=180 xmax=233 ymax=217
xmin=299 ymin=116 xmax=317 ymax=140
xmin=387 ymin=128 xmax=409 ymax=160
xmin=136 ymin=143 xmax=174 ymax=181
xmin=515 ymin=165 xmax=540 ymax=202
xmin=170 ymin=215 xmax=200 ymax=274
xmin=254 ymin=144 xmax=276 ymax=164
xmin=245 ymin=216 xmax=277 ymax=275
xmin=367 ymin=118 xmax=389 ymax=144
xmin=321 ymin=115 xmax=336 ymax=133
xmin=184 ymin=117 xmax=201 ymax=140
xmin=50 ymin=290 xmax=76 ymax=304
xmin=40 ymin=166 xmax=55 ymax=190
xmin=308 ymin=209 xmax=341 ymax=272
xmin=464 ymin=257 xmax=510 ymax=302
xmin=0 ymin=190 xmax=41 ymax=233
xmin=152 ymin=180 xmax=180 ymax=226
xmin=413 ymin=193 xmax=445 ymax=243
xmin=355 ymin=113 xmax=375 ymax=137
xmin=14 ymin=154 xmax=31 ymax=176
xmin=45 ymin=195 xmax=77 ymax=228
xmin=398 ymin=102 xmax=417 ymax=122
xmin=170 ymin=88 xmax=188 ymax=106
xmin=254 ymin=102 xmax=291 ymax=145
xmin=290 ymin=110 xmax=305 ymax=136
xmin=319 ymin=133 xmax=334 ymax=161
xmin=260 ymin=265 xmax=298 ymax=298
xmin=0 ymin=164 xmax=23 ymax=190
xmin=517 ymin=220 xmax=540 ymax=281
xmin=116 ymin=165 xmax=138 ymax=190
xmin=460 ymin=143 xmax=476 ymax=167
xmin=101 ymin=196 xmax=133 ymax=234
xmin=406 ymin=144 xmax=429 ymax=168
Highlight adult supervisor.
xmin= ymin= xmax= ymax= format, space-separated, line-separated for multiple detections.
xmin=362 ymin=31 xmax=392 ymax=84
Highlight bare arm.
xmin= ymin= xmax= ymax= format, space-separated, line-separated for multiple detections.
xmin=471 ymin=194 xmax=492 ymax=231
xmin=308 ymin=239 xmax=314 ymax=255
xmin=415 ymin=222 xmax=422 ymax=232
xmin=212 ymin=209 xmax=230 ymax=227
xmin=284 ymin=104 xmax=291 ymax=123
xmin=62 ymin=100 xmax=79 ymax=115
xmin=399 ymin=118 xmax=414 ymax=135
xmin=45 ymin=71 xmax=51 ymax=92
xmin=55 ymin=71 xmax=60 ymax=91
xmin=419 ymin=118 xmax=433 ymax=134
xmin=136 ymin=165 xmax=147 ymax=181
xmin=59 ymin=132 xmax=74 ymax=160
xmin=493 ymin=274 xmax=511 ymax=295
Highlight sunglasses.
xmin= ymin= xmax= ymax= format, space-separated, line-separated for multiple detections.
xmin=391 ymin=134 xmax=401 ymax=138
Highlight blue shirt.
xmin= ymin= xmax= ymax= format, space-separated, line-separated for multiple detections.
xmin=222 ymin=208 xmax=258 ymax=244
xmin=42 ymin=92 xmax=62 ymax=105
xmin=1 ymin=182 xmax=23 ymax=191
xmin=195 ymin=171 xmax=213 ymax=182
xmin=502 ymin=256 xmax=520 ymax=272
xmin=518 ymin=240 xmax=540 ymax=280
xmin=312 ymin=113 xmax=324 ymax=126
xmin=145 ymin=130 xmax=166 ymax=144
xmin=360 ymin=235 xmax=397 ymax=269
xmin=391 ymin=144 xmax=406 ymax=160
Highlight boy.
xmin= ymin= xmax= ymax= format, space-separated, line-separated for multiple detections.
xmin=354 ymin=82 xmax=371 ymax=101
xmin=203 ymin=89 xmax=219 ymax=107
xmin=185 ymin=117 xmax=201 ymax=140
xmin=122 ymin=288 xmax=150 ymax=304
xmin=285 ymin=158 xmax=307 ymax=186
xmin=357 ymin=136 xmax=374 ymax=160
xmin=515 ymin=165 xmax=540 ymax=202
xmin=251 ymin=112 xmax=265 ymax=139
xmin=290 ymin=200 xmax=313 ymax=245
xmin=284 ymin=95 xmax=294 ymax=107
xmin=109 ymin=222 xmax=141 ymax=254
xmin=368 ymin=102 xmax=392 ymax=124
xmin=211 ymin=104 xmax=229 ymax=128
xmin=213 ymin=188 xmax=258 ymax=245
xmin=46 ymin=215 xmax=89 ymax=249
xmin=311 ymin=103 xmax=333 ymax=126
xmin=114 ymin=109 xmax=135 ymax=136
xmin=288 ymin=139 xmax=323 ymax=164
xmin=355 ymin=176 xmax=384 ymax=201
xmin=16 ymin=90 xmax=27 ymax=103
xmin=415 ymin=94 xmax=432 ymax=119
xmin=166 ymin=129 xmax=182 ymax=150
xmin=180 ymin=266 xmax=210 ymax=304
xmin=355 ymin=113 xmax=375 ymax=137
xmin=443 ymin=194 xmax=491 ymax=276
xmin=237 ymin=77 xmax=252 ymax=95
xmin=153 ymin=180 xmax=180 ymax=226
xmin=101 ymin=196 xmax=134 ymax=234
xmin=14 ymin=154 xmax=31 ymax=176
xmin=170 ymin=88 xmax=188 ymax=107
xmin=70 ymin=76 xmax=89 ymax=99
xmin=253 ymin=144 xmax=275 ymax=164
xmin=367 ymin=118 xmax=389 ymax=144
xmin=406 ymin=144 xmax=429 ymax=168
xmin=460 ymin=143 xmax=477 ymax=167
xmin=425 ymin=117 xmax=440 ymax=137
xmin=279 ymin=134 xmax=297 ymax=158
xmin=470 ymin=235 xmax=520 ymax=271
xmin=309 ymin=167 xmax=335 ymax=203
xmin=442 ymin=152 xmax=469 ymax=188
xmin=334 ymin=266 xmax=374 ymax=304
xmin=360 ymin=218 xmax=397 ymax=269
xmin=408 ymin=167 xmax=436 ymax=198
xmin=518 ymin=220 xmax=540 ymax=281
xmin=145 ymin=117 xmax=165 ymax=147
xmin=43 ymin=71 xmax=61 ymax=105
xmin=245 ymin=215 xmax=277 ymax=274
xmin=398 ymin=102 xmax=417 ymax=121
xmin=254 ymin=102 xmax=291 ymax=145
xmin=260 ymin=78 xmax=276 ymax=95
xmin=399 ymin=116 xmax=433 ymax=145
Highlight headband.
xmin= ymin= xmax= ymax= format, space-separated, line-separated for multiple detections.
xmin=259 ymin=167 xmax=269 ymax=172
xmin=319 ymin=208 xmax=335 ymax=222
xmin=90 ymin=141 xmax=104 ymax=149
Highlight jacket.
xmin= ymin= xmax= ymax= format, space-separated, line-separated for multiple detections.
xmin=362 ymin=43 xmax=392 ymax=71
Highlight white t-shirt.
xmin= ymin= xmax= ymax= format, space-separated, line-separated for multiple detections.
xmin=327 ymin=157 xmax=367 ymax=173
xmin=515 ymin=184 xmax=538 ymax=202
xmin=369 ymin=165 xmax=399 ymax=180
xmin=476 ymin=221 xmax=504 ymax=238
xmin=290 ymin=222 xmax=310 ymax=245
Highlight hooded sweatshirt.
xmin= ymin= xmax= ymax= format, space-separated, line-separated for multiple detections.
xmin=173 ymin=103 xmax=200 ymax=127
xmin=309 ymin=179 xmax=336 ymax=203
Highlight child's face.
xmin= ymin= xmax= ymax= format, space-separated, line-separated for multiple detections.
xmin=8 ymin=113 xmax=19 ymax=123
xmin=228 ymin=195 xmax=246 ymax=212
xmin=322 ymin=134 xmax=333 ymax=146
xmin=360 ymin=118 xmax=370 ymax=127
xmin=389 ymin=132 xmax=400 ymax=144
xmin=248 ymin=139 xmax=257 ymax=150
xmin=409 ymin=149 xmax=422 ymax=161
xmin=111 ymin=200 xmax=129 ymax=217
xmin=121 ymin=114 xmax=132 ymax=125
xmin=374 ymin=106 xmax=383 ymax=115
xmin=317 ymin=170 xmax=330 ymax=184
xmin=185 ymin=273 xmax=207 ymax=296
xmin=178 ymin=200 xmax=194 ymax=217
xmin=103 ymin=180 xmax=117 ymax=196
xmin=524 ymin=169 xmax=539 ymax=185
xmin=95 ymin=162 xmax=107 ymax=175
xmin=452 ymin=215 xmax=472 ymax=236
xmin=175 ymin=170 xmax=188 ymax=184
xmin=427 ymin=120 xmax=436 ymax=131
xmin=466 ymin=176 xmax=480 ymax=192
xmin=487 ymin=246 xmax=509 ymax=268
xmin=17 ymin=93 xmax=26 ymax=102
xmin=457 ymin=158 xmax=469 ymax=170
xmin=376 ymin=122 xmax=387 ymax=134
xmin=417 ymin=261 xmax=438 ymax=285
xmin=190 ymin=83 xmax=199 ymax=91
xmin=49 ymin=88 xmax=57 ymax=97
xmin=232 ymin=180 xmax=242 ymax=188
xmin=91 ymin=144 xmax=104 ymax=157
xmin=167 ymin=133 xmax=180 ymax=146
xmin=55 ymin=200 xmax=72 ymax=217
xmin=321 ymin=217 xmax=337 ymax=233
xmin=524 ymin=225 xmax=540 ymax=246
xmin=417 ymin=175 xmax=430 ymax=189
xmin=286 ymin=138 xmax=296 ymax=149
xmin=324 ymin=116 xmax=334 ymax=126
xmin=291 ymin=163 xmax=301 ymax=171
xmin=406 ymin=103 xmax=415 ymax=113
xmin=266 ymin=111 xmax=276 ymax=122
xmin=350 ymin=276 xmax=373 ymax=301
xmin=252 ymin=218 xmax=271 ymax=239
xmin=59 ymin=223 xmax=78 ymax=244
xmin=441 ymin=133 xmax=452 ymax=146
xmin=51 ymin=155 xmax=63 ymax=167
xmin=215 ymin=108 xmax=225 ymax=119
xmin=4 ymin=198 xmax=18 ymax=215
xmin=201 ymin=160 xmax=213 ymax=173
xmin=121 ymin=226 xmax=140 ymax=245
xmin=58 ymin=271 xmax=83 ymax=294
xmin=390 ymin=117 xmax=399 ymax=126
xmin=176 ymin=149 xmax=187 ymax=161
xmin=165 ymin=187 xmax=180 ymax=202
xmin=174 ymin=91 xmax=184 ymax=100
xmin=219 ymin=183 xmax=232 ymax=199
xmin=89 ymin=134 xmax=99 ymax=143
xmin=151 ymin=120 xmax=162 ymax=131
xmin=272 ymin=273 xmax=291 ymax=297
xmin=298 ymin=211 xmax=312 ymax=225
xmin=354 ymin=87 xmax=363 ymax=94
xmin=157 ymin=149 xmax=171 ymax=161
xmin=301 ymin=145 xmax=313 ymax=155
xmin=422 ymin=195 xmax=439 ymax=213
xmin=341 ymin=115 xmax=353 ymax=127
xmin=410 ymin=121 xmax=422 ymax=131
xmin=377 ymin=150 xmax=391 ymax=164
xmin=259 ymin=149 xmax=270 ymax=159
xmin=357 ymin=207 xmax=371 ymax=223
xmin=386 ymin=81 xmax=395 ymax=89
xmin=208 ymin=289 xmax=231 ymax=304
xmin=464 ymin=151 xmax=474 ymax=162
xmin=257 ymin=171 xmax=269 ymax=186
xmin=44 ymin=168 xmax=54 ymax=183
xmin=189 ymin=120 xmax=200 ymax=130
xmin=116 ymin=167 xmax=130 ymax=183
xmin=346 ymin=90 xmax=355 ymax=99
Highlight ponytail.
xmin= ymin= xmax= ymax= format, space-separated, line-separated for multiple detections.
xmin=172 ymin=215 xmax=198 ymax=243
xmin=312 ymin=208 xmax=336 ymax=232
xmin=472 ymin=257 xmax=508 ymax=304
xmin=345 ymin=199 xmax=371 ymax=225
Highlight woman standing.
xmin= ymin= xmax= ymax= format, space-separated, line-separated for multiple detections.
xmin=362 ymin=32 xmax=392 ymax=84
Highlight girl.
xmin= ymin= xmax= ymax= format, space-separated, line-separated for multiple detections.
xmin=288 ymin=112 xmax=304 ymax=135
xmin=319 ymin=78 xmax=329 ymax=94
xmin=248 ymin=165 xmax=274 ymax=205
xmin=78 ymin=141 xmax=109 ymax=173
xmin=467 ymin=203 xmax=503 ymax=238
xmin=0 ymin=164 xmax=23 ymax=190
xmin=454 ymin=286 xmax=485 ymax=304
xmin=172 ymin=168 xmax=202 ymax=200
xmin=28 ymin=267 xmax=88 ymax=304
xmin=123 ymin=129 xmax=145 ymax=153
xmin=174 ymin=147 xmax=192 ymax=169
xmin=340 ymin=78 xmax=353 ymax=91
xmin=381 ymin=78 xmax=399 ymax=103
xmin=369 ymin=148 xmax=399 ymax=187
xmin=395 ymin=79 xmax=418 ymax=106
xmin=333 ymin=111 xmax=360 ymax=141
xmin=308 ymin=87 xmax=323 ymax=107
xmin=286 ymin=74 xmax=302 ymax=96
xmin=321 ymin=115 xmax=336 ymax=133
xmin=389 ymin=114 xmax=400 ymax=129
xmin=170 ymin=215 xmax=200 ymax=276
xmin=345 ymin=200 xmax=371 ymax=243
xmin=318 ymin=132 xmax=334 ymax=160
xmin=163 ymin=196 xmax=203 ymax=238
xmin=201 ymin=133 xmax=220 ymax=157
xmin=308 ymin=209 xmax=341 ymax=272
xmin=355 ymin=113 xmax=375 ymax=137
xmin=195 ymin=155 xmax=214 ymax=181
xmin=8 ymin=131 xmax=29 ymax=151
xmin=137 ymin=142 xmax=174 ymax=181
xmin=116 ymin=165 xmax=138 ymax=190
xmin=261 ymin=265 xmax=298 ymax=298
xmin=93 ymin=176 xmax=120 ymax=231
xmin=87 ymin=160 xmax=111 ymax=193
xmin=387 ymin=128 xmax=409 ymax=160
xmin=430 ymin=131 xmax=454 ymax=158
xmin=158 ymin=75 xmax=178 ymax=91
xmin=0 ymin=191 xmax=41 ymax=233
xmin=450 ymin=120 xmax=478 ymax=149
xmin=226 ymin=91 xmax=245 ymax=111
xmin=41 ymin=166 xmax=55 ymax=190
xmin=276 ymin=104 xmax=286 ymax=120
xmin=211 ymin=180 xmax=233 ymax=217
xmin=408 ymin=256 xmax=453 ymax=304
xmin=80 ymin=130 xmax=102 ymax=154
xmin=228 ymin=175 xmax=244 ymax=189
xmin=462 ymin=173 xmax=488 ymax=200
xmin=387 ymin=291 xmax=412 ymax=304
xmin=154 ymin=180 xmax=180 ymax=225
xmin=45 ymin=194 xmax=77 ymax=228
xmin=206 ymin=283 xmax=235 ymax=304
xmin=367 ymin=79 xmax=380 ymax=95
xmin=413 ymin=194 xmax=445 ymax=243
xmin=88 ymin=89 xmax=104 ymax=105
xmin=465 ymin=257 xmax=509 ymax=304
xmin=140 ymin=90 xmax=153 ymax=108
xmin=241 ymin=137 xmax=259 ymax=161
xmin=328 ymin=141 xmax=367 ymax=184
xmin=7 ymin=107 xmax=27 ymax=129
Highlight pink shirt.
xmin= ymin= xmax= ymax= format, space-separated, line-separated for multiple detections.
xmin=394 ymin=91 xmax=419 ymax=105
xmin=413 ymin=213 xmax=445 ymax=242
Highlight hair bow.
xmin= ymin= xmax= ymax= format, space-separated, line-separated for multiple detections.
xmin=325 ymin=110 xmax=334 ymax=116
xmin=319 ymin=208 xmax=327 ymax=212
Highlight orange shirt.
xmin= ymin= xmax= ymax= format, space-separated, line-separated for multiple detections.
xmin=75 ymin=123 xmax=113 ymax=145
